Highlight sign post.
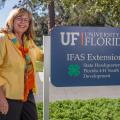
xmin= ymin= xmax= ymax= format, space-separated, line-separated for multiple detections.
xmin=43 ymin=36 xmax=50 ymax=120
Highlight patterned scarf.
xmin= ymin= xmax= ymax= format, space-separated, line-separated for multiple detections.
xmin=8 ymin=33 xmax=35 ymax=101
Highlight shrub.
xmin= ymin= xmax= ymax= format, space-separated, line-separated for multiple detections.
xmin=37 ymin=98 xmax=120 ymax=120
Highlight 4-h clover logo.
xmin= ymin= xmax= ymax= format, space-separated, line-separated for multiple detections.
xmin=68 ymin=64 xmax=80 ymax=77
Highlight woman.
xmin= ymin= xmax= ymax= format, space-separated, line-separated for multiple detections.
xmin=0 ymin=7 xmax=43 ymax=120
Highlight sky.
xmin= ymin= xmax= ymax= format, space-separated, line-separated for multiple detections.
xmin=0 ymin=0 xmax=19 ymax=28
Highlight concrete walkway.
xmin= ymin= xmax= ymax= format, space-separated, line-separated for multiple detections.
xmin=35 ymin=72 xmax=120 ymax=103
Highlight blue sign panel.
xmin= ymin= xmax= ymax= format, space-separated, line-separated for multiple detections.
xmin=51 ymin=27 xmax=120 ymax=87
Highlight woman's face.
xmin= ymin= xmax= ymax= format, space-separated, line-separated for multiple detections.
xmin=13 ymin=13 xmax=30 ymax=35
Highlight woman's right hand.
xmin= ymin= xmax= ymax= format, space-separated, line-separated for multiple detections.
xmin=0 ymin=87 xmax=9 ymax=115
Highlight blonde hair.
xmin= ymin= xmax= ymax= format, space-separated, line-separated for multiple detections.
xmin=2 ymin=7 xmax=35 ymax=40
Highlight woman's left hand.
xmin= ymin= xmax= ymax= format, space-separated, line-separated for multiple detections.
xmin=0 ymin=87 xmax=9 ymax=115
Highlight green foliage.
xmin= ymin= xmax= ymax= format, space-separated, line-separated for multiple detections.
xmin=87 ymin=0 xmax=120 ymax=26
xmin=31 ymin=0 xmax=36 ymax=4
xmin=37 ymin=102 xmax=43 ymax=120
xmin=37 ymin=98 xmax=120 ymax=120
xmin=59 ymin=0 xmax=120 ymax=27
xmin=35 ymin=61 xmax=43 ymax=72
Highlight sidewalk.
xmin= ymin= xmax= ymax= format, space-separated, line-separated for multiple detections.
xmin=35 ymin=72 xmax=120 ymax=102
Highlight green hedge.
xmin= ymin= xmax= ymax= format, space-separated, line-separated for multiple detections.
xmin=37 ymin=102 xmax=43 ymax=119
xmin=37 ymin=98 xmax=120 ymax=120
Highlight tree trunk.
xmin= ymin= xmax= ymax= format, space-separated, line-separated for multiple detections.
xmin=48 ymin=0 xmax=55 ymax=32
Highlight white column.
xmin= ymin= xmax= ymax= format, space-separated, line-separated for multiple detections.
xmin=43 ymin=36 xmax=51 ymax=120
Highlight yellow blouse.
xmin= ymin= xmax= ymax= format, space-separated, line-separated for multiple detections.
xmin=0 ymin=32 xmax=42 ymax=100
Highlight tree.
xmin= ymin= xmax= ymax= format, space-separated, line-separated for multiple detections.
xmin=47 ymin=0 xmax=55 ymax=31
xmin=55 ymin=0 xmax=104 ymax=26
xmin=58 ymin=0 xmax=120 ymax=27
xmin=88 ymin=0 xmax=120 ymax=27
xmin=1 ymin=0 xmax=120 ymax=31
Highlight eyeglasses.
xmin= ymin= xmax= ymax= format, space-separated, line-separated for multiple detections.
xmin=15 ymin=17 xmax=30 ymax=23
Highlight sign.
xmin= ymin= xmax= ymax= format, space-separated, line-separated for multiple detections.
xmin=51 ymin=27 xmax=120 ymax=87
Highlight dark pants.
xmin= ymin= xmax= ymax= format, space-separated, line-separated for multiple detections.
xmin=0 ymin=92 xmax=38 ymax=120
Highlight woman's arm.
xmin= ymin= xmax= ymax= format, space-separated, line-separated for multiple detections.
xmin=0 ymin=33 xmax=9 ymax=115
xmin=30 ymin=40 xmax=44 ymax=61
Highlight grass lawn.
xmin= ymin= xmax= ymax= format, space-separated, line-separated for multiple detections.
xmin=37 ymin=98 xmax=120 ymax=120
